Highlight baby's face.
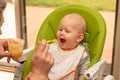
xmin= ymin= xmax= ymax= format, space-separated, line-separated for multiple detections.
xmin=57 ymin=19 xmax=81 ymax=49
xmin=56 ymin=14 xmax=86 ymax=50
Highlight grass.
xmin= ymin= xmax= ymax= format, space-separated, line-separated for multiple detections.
xmin=26 ymin=0 xmax=116 ymax=11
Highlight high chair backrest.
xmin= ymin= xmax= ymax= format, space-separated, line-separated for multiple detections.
xmin=21 ymin=5 xmax=106 ymax=80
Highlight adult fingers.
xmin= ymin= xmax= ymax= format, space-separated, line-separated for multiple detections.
xmin=35 ymin=39 xmax=47 ymax=55
xmin=3 ymin=52 xmax=13 ymax=57
xmin=33 ymin=39 xmax=48 ymax=60
xmin=42 ymin=44 xmax=49 ymax=57
xmin=7 ymin=57 xmax=11 ymax=63
xmin=47 ymin=52 xmax=54 ymax=67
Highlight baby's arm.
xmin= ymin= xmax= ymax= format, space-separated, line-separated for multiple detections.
xmin=78 ymin=51 xmax=90 ymax=80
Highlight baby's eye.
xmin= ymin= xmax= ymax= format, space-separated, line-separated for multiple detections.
xmin=58 ymin=28 xmax=62 ymax=31
xmin=65 ymin=30 xmax=70 ymax=33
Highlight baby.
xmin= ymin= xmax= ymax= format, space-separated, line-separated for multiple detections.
xmin=48 ymin=13 xmax=90 ymax=80
xmin=13 ymin=13 xmax=90 ymax=80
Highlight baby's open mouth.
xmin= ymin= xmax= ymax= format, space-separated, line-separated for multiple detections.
xmin=60 ymin=38 xmax=66 ymax=43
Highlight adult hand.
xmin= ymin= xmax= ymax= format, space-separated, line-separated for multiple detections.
xmin=26 ymin=39 xmax=54 ymax=80
xmin=0 ymin=39 xmax=13 ymax=63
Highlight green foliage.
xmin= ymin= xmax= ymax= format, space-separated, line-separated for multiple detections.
xmin=26 ymin=0 xmax=116 ymax=11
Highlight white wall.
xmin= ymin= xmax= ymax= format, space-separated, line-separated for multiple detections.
xmin=0 ymin=3 xmax=16 ymax=39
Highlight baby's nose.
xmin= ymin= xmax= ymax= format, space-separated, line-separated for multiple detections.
xmin=60 ymin=30 xmax=65 ymax=35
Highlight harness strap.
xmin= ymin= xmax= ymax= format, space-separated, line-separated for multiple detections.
xmin=60 ymin=68 xmax=77 ymax=80
xmin=60 ymin=47 xmax=86 ymax=80
xmin=49 ymin=47 xmax=86 ymax=80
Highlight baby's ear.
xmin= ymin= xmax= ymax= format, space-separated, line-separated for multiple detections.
xmin=76 ymin=33 xmax=84 ymax=43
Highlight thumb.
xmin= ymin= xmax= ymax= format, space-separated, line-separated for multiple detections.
xmin=4 ymin=52 xmax=13 ymax=57
xmin=7 ymin=57 xmax=11 ymax=63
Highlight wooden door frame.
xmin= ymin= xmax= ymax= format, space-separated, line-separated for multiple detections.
xmin=14 ymin=0 xmax=27 ymax=48
xmin=112 ymin=0 xmax=120 ymax=79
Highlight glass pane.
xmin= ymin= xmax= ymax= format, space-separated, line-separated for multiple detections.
xmin=0 ymin=1 xmax=16 ymax=38
xmin=26 ymin=0 xmax=116 ymax=77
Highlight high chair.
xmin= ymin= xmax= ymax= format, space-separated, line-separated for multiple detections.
xmin=16 ymin=5 xmax=111 ymax=80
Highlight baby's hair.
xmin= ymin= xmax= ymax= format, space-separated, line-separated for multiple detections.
xmin=64 ymin=13 xmax=87 ymax=34
xmin=71 ymin=13 xmax=86 ymax=34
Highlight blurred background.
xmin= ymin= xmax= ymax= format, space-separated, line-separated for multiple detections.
xmin=0 ymin=0 xmax=116 ymax=80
